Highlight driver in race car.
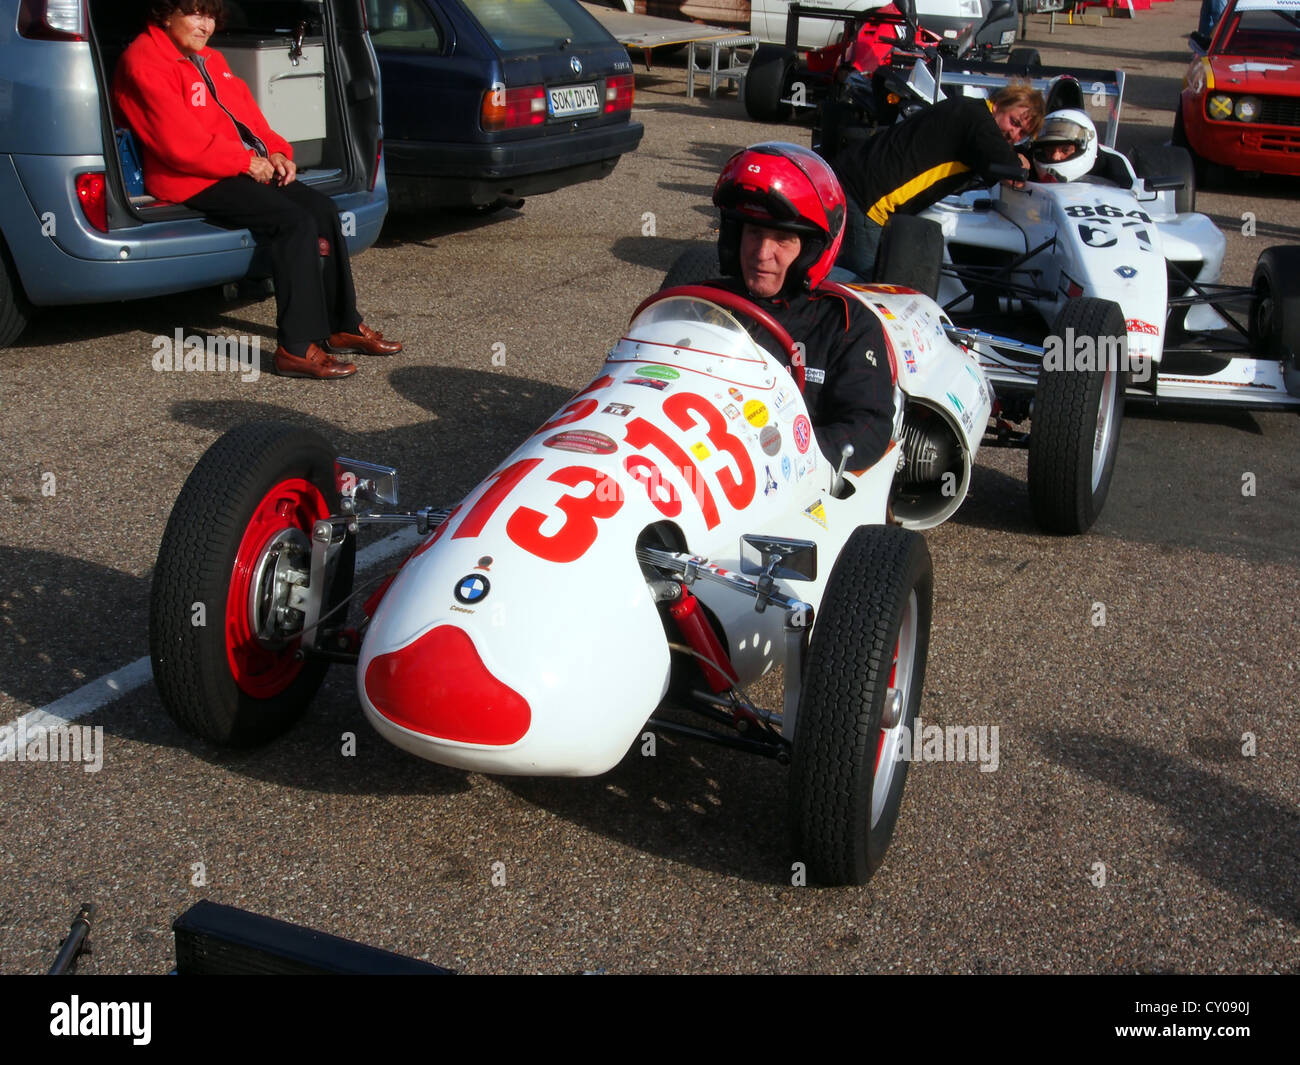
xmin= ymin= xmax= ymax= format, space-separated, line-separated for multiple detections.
xmin=705 ymin=142 xmax=895 ymax=472
xmin=1029 ymin=110 xmax=1098 ymax=183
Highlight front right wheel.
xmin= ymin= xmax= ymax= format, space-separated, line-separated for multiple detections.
xmin=789 ymin=525 xmax=933 ymax=886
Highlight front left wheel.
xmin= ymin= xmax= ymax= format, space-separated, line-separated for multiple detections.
xmin=789 ymin=525 xmax=933 ymax=886
xmin=149 ymin=422 xmax=355 ymax=747
xmin=1028 ymin=298 xmax=1127 ymax=534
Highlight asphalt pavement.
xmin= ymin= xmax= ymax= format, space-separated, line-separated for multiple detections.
xmin=0 ymin=3 xmax=1296 ymax=975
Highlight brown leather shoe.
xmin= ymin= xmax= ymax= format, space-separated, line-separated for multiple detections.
xmin=273 ymin=343 xmax=357 ymax=379
xmin=326 ymin=322 xmax=403 ymax=356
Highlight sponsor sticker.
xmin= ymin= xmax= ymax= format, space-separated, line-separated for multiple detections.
xmin=945 ymin=391 xmax=965 ymax=414
xmin=724 ymin=403 xmax=741 ymax=420
xmin=760 ymin=424 xmax=782 ymax=456
xmin=744 ymin=399 xmax=769 ymax=428
xmin=1126 ymin=318 xmax=1159 ymax=336
xmin=728 ymin=387 xmax=744 ymax=401
xmin=803 ymin=500 xmax=827 ymax=529
xmin=1115 ymin=265 xmax=1137 ymax=279
xmin=544 ymin=429 xmax=618 ymax=454
xmin=793 ymin=415 xmax=812 ymax=454
xmin=602 ymin=402 xmax=633 ymax=416
xmin=627 ymin=376 xmax=669 ymax=391
xmin=781 ymin=455 xmax=792 ymax=481
xmin=763 ymin=465 xmax=778 ymax=496
xmin=636 ymin=365 xmax=680 ymax=381
xmin=804 ymin=367 xmax=825 ymax=385
xmin=691 ymin=441 xmax=711 ymax=460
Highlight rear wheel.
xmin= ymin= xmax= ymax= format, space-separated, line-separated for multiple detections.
xmin=149 ymin=422 xmax=355 ymax=747
xmin=874 ymin=215 xmax=944 ymax=298
xmin=1029 ymin=298 xmax=1127 ymax=534
xmin=0 ymin=239 xmax=31 ymax=348
xmin=789 ymin=525 xmax=932 ymax=886
xmin=744 ymin=45 xmax=796 ymax=122
xmin=661 ymin=243 xmax=721 ymax=290
xmin=1250 ymin=246 xmax=1300 ymax=397
xmin=1132 ymin=144 xmax=1197 ymax=213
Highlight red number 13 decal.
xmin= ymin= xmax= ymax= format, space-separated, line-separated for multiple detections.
xmin=506 ymin=465 xmax=623 ymax=563
xmin=663 ymin=393 xmax=756 ymax=511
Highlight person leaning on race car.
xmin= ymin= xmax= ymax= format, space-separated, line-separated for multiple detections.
xmin=704 ymin=142 xmax=895 ymax=472
xmin=830 ymin=82 xmax=1046 ymax=280
xmin=1029 ymin=109 xmax=1098 ymax=183
xmin=112 ymin=0 xmax=402 ymax=380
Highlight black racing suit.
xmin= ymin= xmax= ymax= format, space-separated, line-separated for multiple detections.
xmin=709 ymin=279 xmax=895 ymax=472
xmin=833 ymin=96 xmax=1024 ymax=226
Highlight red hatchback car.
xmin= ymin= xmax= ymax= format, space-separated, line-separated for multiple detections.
xmin=1176 ymin=0 xmax=1300 ymax=182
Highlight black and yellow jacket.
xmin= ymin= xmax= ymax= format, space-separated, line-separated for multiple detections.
xmin=833 ymin=97 xmax=1021 ymax=225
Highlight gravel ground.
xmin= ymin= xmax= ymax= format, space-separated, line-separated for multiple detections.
xmin=0 ymin=3 xmax=1296 ymax=976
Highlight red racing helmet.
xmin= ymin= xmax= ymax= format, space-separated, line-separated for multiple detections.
xmin=713 ymin=142 xmax=847 ymax=298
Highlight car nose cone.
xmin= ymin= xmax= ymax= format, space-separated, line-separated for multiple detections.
xmin=364 ymin=624 xmax=531 ymax=745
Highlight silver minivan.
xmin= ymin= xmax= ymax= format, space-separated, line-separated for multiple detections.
xmin=0 ymin=0 xmax=388 ymax=347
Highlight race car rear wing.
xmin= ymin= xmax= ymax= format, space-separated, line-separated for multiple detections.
xmin=934 ymin=60 xmax=1126 ymax=147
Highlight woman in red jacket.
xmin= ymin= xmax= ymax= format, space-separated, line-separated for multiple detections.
xmin=114 ymin=0 xmax=401 ymax=379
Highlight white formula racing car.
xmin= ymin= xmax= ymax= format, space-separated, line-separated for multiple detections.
xmin=149 ymin=281 xmax=1111 ymax=887
xmin=881 ymin=70 xmax=1300 ymax=416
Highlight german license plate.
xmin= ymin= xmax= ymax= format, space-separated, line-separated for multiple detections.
xmin=548 ymin=83 xmax=600 ymax=118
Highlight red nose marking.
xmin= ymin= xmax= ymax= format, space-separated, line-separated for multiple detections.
xmin=365 ymin=625 xmax=531 ymax=745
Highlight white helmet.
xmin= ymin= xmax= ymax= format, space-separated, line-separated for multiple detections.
xmin=1031 ymin=109 xmax=1098 ymax=182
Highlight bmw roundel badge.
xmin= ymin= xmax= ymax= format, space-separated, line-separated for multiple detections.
xmin=455 ymin=574 xmax=491 ymax=604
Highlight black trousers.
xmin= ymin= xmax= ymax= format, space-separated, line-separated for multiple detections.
xmin=187 ymin=176 xmax=362 ymax=355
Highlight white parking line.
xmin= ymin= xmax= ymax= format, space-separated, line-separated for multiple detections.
xmin=0 ymin=526 xmax=422 ymax=757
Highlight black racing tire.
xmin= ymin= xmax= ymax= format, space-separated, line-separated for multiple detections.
xmin=1029 ymin=298 xmax=1127 ymax=534
xmin=1250 ymin=246 xmax=1300 ymax=396
xmin=789 ymin=524 xmax=933 ymax=886
xmin=660 ymin=243 xmax=721 ymax=290
xmin=874 ymin=215 xmax=944 ymax=299
xmin=149 ymin=422 xmax=356 ymax=747
xmin=1006 ymin=47 xmax=1041 ymax=72
xmin=0 ymin=237 xmax=31 ymax=349
xmin=1132 ymin=144 xmax=1197 ymax=213
xmin=743 ymin=44 xmax=795 ymax=122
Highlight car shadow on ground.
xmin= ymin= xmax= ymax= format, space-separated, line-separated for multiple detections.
xmin=374 ymin=205 xmax=526 ymax=249
xmin=499 ymin=726 xmax=797 ymax=885
xmin=11 ymin=289 xmax=279 ymax=352
xmin=1039 ymin=728 xmax=1300 ymax=924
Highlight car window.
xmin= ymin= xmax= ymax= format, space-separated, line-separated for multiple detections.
xmin=460 ymin=0 xmax=610 ymax=55
xmin=366 ymin=0 xmax=444 ymax=51
xmin=1219 ymin=10 xmax=1300 ymax=58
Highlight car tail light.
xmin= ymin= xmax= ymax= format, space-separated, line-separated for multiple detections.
xmin=604 ymin=74 xmax=635 ymax=114
xmin=480 ymin=85 xmax=546 ymax=131
xmin=17 ymin=0 xmax=85 ymax=40
xmin=76 ymin=172 xmax=107 ymax=233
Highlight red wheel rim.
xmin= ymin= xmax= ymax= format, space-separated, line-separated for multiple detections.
xmin=225 ymin=478 xmax=329 ymax=698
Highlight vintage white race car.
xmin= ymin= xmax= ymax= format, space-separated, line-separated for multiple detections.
xmin=149 ymin=282 xmax=1103 ymax=886
xmin=889 ymin=70 xmax=1300 ymax=414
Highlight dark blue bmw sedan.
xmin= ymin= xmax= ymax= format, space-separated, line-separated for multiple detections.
xmin=367 ymin=0 xmax=645 ymax=210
